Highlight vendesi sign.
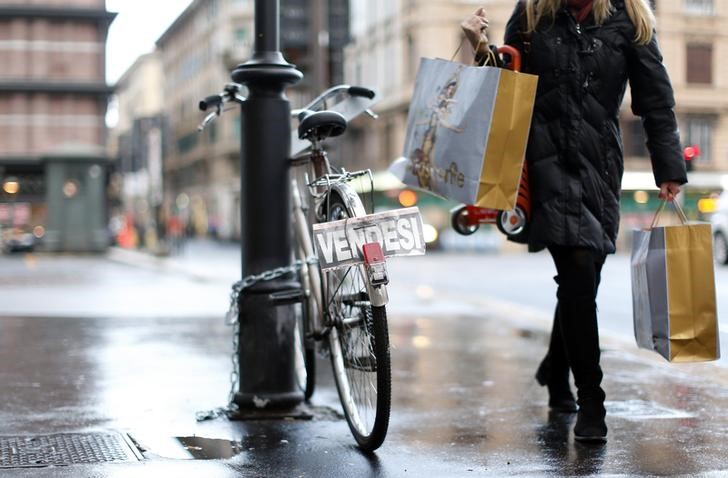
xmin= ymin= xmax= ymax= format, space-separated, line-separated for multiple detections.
xmin=312 ymin=207 xmax=426 ymax=270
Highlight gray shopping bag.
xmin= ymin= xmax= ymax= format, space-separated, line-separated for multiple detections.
xmin=395 ymin=57 xmax=537 ymax=211
xmin=630 ymin=201 xmax=719 ymax=362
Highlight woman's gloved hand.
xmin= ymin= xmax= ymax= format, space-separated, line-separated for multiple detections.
xmin=658 ymin=181 xmax=682 ymax=201
xmin=461 ymin=7 xmax=489 ymax=54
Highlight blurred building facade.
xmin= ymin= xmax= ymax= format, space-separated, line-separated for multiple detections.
xmin=110 ymin=52 xmax=166 ymax=249
xmin=344 ymin=0 xmax=728 ymax=178
xmin=0 ymin=0 xmax=116 ymax=251
xmin=148 ymin=0 xmax=349 ymax=241
xmin=154 ymin=0 xmax=243 ymax=241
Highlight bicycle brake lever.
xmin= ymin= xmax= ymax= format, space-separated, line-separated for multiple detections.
xmin=364 ymin=109 xmax=379 ymax=119
xmin=197 ymin=111 xmax=219 ymax=132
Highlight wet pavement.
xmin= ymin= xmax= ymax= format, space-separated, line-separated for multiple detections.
xmin=2 ymin=246 xmax=728 ymax=476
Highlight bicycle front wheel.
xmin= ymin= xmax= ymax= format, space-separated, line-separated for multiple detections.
xmin=324 ymin=193 xmax=391 ymax=451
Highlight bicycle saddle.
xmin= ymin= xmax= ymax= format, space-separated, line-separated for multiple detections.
xmin=298 ymin=110 xmax=347 ymax=142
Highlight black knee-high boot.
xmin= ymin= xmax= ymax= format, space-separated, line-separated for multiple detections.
xmin=556 ymin=295 xmax=607 ymax=442
xmin=535 ymin=303 xmax=577 ymax=412
xmin=549 ymin=247 xmax=607 ymax=443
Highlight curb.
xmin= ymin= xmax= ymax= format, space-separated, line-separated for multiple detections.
xmin=106 ymin=247 xmax=218 ymax=282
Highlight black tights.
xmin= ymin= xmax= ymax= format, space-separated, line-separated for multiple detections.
xmin=543 ymin=246 xmax=606 ymax=402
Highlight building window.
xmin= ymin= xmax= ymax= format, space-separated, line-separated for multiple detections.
xmin=207 ymin=0 xmax=219 ymax=20
xmin=685 ymin=0 xmax=713 ymax=15
xmin=177 ymin=132 xmax=198 ymax=154
xmin=686 ymin=44 xmax=713 ymax=84
xmin=234 ymin=27 xmax=249 ymax=45
xmin=684 ymin=116 xmax=712 ymax=163
xmin=207 ymin=122 xmax=217 ymax=144
xmin=407 ymin=33 xmax=417 ymax=81
xmin=233 ymin=115 xmax=241 ymax=141
xmin=622 ymin=118 xmax=648 ymax=158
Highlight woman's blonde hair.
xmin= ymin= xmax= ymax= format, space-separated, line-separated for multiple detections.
xmin=524 ymin=0 xmax=656 ymax=44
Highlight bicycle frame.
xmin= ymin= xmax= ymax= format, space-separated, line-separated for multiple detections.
xmin=291 ymin=146 xmax=388 ymax=340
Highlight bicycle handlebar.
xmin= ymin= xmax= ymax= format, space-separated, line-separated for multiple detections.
xmin=199 ymin=95 xmax=224 ymax=112
xmin=198 ymin=84 xmax=245 ymax=112
xmin=198 ymin=83 xmax=377 ymax=133
xmin=292 ymin=85 xmax=376 ymax=118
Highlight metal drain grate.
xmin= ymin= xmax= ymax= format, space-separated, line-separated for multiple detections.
xmin=0 ymin=432 xmax=142 ymax=468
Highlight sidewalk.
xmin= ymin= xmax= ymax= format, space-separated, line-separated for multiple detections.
xmin=1 ymin=248 xmax=728 ymax=476
xmin=106 ymin=239 xmax=241 ymax=282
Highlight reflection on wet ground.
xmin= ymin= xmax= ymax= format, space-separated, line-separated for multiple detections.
xmin=2 ymin=292 xmax=728 ymax=474
xmin=174 ymin=437 xmax=243 ymax=460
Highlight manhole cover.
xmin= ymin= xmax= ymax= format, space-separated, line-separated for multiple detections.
xmin=0 ymin=432 xmax=142 ymax=468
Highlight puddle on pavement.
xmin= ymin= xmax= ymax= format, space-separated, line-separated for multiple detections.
xmin=606 ymin=400 xmax=695 ymax=420
xmin=141 ymin=436 xmax=244 ymax=460
xmin=175 ymin=437 xmax=243 ymax=459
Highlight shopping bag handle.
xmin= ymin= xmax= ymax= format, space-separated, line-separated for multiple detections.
xmin=451 ymin=40 xmax=520 ymax=71
xmin=650 ymin=198 xmax=688 ymax=229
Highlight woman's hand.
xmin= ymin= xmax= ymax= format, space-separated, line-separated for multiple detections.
xmin=461 ymin=7 xmax=489 ymax=52
xmin=658 ymin=181 xmax=682 ymax=201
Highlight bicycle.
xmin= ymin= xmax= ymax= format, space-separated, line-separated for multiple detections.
xmin=198 ymin=83 xmax=392 ymax=451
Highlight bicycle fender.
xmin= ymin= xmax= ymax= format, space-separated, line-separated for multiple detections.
xmin=369 ymin=284 xmax=389 ymax=307
xmin=326 ymin=182 xmax=389 ymax=307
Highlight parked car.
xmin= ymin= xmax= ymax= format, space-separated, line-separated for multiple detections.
xmin=712 ymin=192 xmax=728 ymax=265
xmin=2 ymin=227 xmax=36 ymax=253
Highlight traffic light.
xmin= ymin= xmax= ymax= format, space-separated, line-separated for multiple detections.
xmin=683 ymin=145 xmax=700 ymax=172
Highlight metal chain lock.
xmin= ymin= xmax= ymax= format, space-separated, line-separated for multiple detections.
xmin=223 ymin=256 xmax=318 ymax=409
xmin=196 ymin=255 xmax=318 ymax=421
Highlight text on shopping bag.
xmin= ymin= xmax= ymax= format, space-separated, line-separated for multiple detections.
xmin=312 ymin=207 xmax=426 ymax=270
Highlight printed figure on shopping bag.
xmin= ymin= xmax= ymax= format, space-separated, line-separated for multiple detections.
xmin=416 ymin=75 xmax=466 ymax=185
xmin=409 ymin=68 xmax=465 ymax=189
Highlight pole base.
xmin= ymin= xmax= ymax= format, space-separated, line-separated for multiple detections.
xmin=232 ymin=390 xmax=303 ymax=411
xmin=233 ymin=280 xmax=304 ymax=412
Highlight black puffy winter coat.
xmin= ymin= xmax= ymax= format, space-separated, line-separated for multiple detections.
xmin=504 ymin=0 xmax=687 ymax=255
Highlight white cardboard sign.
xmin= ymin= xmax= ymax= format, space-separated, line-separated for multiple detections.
xmin=312 ymin=207 xmax=426 ymax=270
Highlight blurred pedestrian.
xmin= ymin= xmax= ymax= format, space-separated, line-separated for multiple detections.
xmin=117 ymin=213 xmax=138 ymax=249
xmin=462 ymin=0 xmax=687 ymax=443
xmin=167 ymin=214 xmax=184 ymax=255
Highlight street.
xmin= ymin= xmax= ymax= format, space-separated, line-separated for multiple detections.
xmin=7 ymin=240 xmax=728 ymax=346
xmin=387 ymin=248 xmax=728 ymax=367
xmin=2 ymin=242 xmax=728 ymax=476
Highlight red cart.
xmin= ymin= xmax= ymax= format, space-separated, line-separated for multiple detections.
xmin=450 ymin=45 xmax=530 ymax=242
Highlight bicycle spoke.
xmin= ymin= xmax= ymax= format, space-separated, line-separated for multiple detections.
xmin=326 ymin=266 xmax=353 ymax=309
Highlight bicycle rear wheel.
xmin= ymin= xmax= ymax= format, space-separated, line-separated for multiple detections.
xmin=293 ymin=299 xmax=315 ymax=400
xmin=324 ymin=192 xmax=391 ymax=451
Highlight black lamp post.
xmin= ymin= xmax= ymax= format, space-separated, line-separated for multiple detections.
xmin=230 ymin=0 xmax=304 ymax=410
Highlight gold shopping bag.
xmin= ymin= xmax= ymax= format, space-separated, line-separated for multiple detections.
xmin=475 ymin=68 xmax=537 ymax=210
xmin=631 ymin=200 xmax=720 ymax=362
xmin=396 ymin=57 xmax=537 ymax=210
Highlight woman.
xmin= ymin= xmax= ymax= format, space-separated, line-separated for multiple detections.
xmin=462 ymin=0 xmax=687 ymax=443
